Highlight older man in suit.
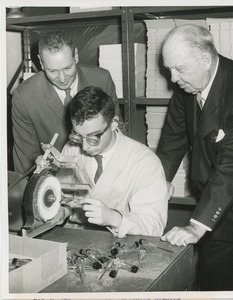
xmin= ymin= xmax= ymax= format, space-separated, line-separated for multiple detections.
xmin=156 ymin=24 xmax=233 ymax=290
xmin=12 ymin=30 xmax=124 ymax=175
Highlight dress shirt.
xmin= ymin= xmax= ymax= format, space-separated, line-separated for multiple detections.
xmin=81 ymin=130 xmax=118 ymax=183
xmin=200 ymin=57 xmax=219 ymax=107
xmin=80 ymin=130 xmax=121 ymax=235
xmin=53 ymin=75 xmax=78 ymax=105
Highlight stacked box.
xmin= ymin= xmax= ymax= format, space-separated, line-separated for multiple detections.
xmin=99 ymin=43 xmax=146 ymax=98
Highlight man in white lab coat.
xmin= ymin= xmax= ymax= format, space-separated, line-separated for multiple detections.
xmin=63 ymin=85 xmax=169 ymax=238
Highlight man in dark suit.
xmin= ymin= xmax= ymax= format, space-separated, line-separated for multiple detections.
xmin=156 ymin=24 xmax=233 ymax=290
xmin=12 ymin=30 xmax=124 ymax=175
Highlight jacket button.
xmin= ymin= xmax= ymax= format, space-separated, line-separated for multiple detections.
xmin=214 ymin=215 xmax=217 ymax=218
xmin=218 ymin=207 xmax=222 ymax=211
xmin=211 ymin=218 xmax=216 ymax=222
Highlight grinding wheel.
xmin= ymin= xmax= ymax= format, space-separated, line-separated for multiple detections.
xmin=34 ymin=175 xmax=61 ymax=222
xmin=24 ymin=174 xmax=61 ymax=226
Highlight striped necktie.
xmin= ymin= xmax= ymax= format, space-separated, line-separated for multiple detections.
xmin=64 ymin=88 xmax=73 ymax=107
xmin=94 ymin=155 xmax=103 ymax=183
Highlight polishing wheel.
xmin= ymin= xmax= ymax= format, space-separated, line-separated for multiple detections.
xmin=24 ymin=174 xmax=61 ymax=223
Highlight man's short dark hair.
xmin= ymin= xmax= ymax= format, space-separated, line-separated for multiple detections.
xmin=38 ymin=30 xmax=75 ymax=57
xmin=70 ymin=86 xmax=115 ymax=125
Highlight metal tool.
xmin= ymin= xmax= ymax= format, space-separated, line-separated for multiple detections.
xmin=76 ymin=260 xmax=88 ymax=286
xmin=138 ymin=247 xmax=147 ymax=267
xmin=99 ymin=258 xmax=115 ymax=280
xmin=110 ymin=240 xmax=140 ymax=257
xmin=139 ymin=238 xmax=174 ymax=253
xmin=79 ymin=249 xmax=111 ymax=270
xmin=21 ymin=133 xmax=93 ymax=238
xmin=109 ymin=259 xmax=121 ymax=278
xmin=11 ymin=258 xmax=32 ymax=268
xmin=99 ymin=256 xmax=139 ymax=280
xmin=110 ymin=241 xmax=125 ymax=256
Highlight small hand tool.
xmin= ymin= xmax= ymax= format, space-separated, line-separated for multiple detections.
xmin=139 ymin=238 xmax=174 ymax=253
xmin=138 ymin=247 xmax=147 ymax=267
xmin=99 ymin=259 xmax=114 ymax=280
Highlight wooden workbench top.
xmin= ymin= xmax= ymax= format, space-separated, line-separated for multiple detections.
xmin=39 ymin=227 xmax=193 ymax=293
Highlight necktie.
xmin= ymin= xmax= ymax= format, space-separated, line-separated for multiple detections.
xmin=197 ymin=92 xmax=205 ymax=110
xmin=64 ymin=88 xmax=73 ymax=107
xmin=94 ymin=155 xmax=103 ymax=183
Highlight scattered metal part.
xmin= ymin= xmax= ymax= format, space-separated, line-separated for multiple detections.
xmin=93 ymin=256 xmax=110 ymax=270
xmin=79 ymin=248 xmax=110 ymax=267
xmin=76 ymin=260 xmax=88 ymax=286
xmin=110 ymin=241 xmax=125 ymax=256
xmin=139 ymin=238 xmax=174 ymax=253
xmin=10 ymin=258 xmax=32 ymax=269
xmin=138 ymin=247 xmax=147 ymax=267
xmin=66 ymin=238 xmax=170 ymax=284
xmin=120 ymin=260 xmax=139 ymax=274
xmin=99 ymin=259 xmax=115 ymax=280
xmin=123 ymin=241 xmax=140 ymax=251
xmin=109 ymin=259 xmax=121 ymax=278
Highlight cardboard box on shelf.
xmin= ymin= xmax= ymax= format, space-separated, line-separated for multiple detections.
xmin=9 ymin=234 xmax=67 ymax=293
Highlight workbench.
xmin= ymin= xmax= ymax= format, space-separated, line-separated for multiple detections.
xmin=38 ymin=227 xmax=194 ymax=293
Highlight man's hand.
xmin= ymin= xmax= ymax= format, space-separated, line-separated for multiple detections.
xmin=79 ymin=197 xmax=122 ymax=227
xmin=161 ymin=223 xmax=206 ymax=246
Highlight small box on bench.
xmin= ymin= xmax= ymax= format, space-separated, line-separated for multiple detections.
xmin=9 ymin=234 xmax=67 ymax=293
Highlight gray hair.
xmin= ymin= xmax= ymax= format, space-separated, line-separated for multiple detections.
xmin=166 ymin=24 xmax=218 ymax=58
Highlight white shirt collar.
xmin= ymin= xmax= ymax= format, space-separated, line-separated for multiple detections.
xmin=101 ymin=130 xmax=118 ymax=163
xmin=53 ymin=73 xmax=78 ymax=104
xmin=201 ymin=57 xmax=219 ymax=101
xmin=85 ymin=130 xmax=119 ymax=181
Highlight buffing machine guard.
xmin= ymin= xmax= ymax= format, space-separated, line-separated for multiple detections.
xmin=21 ymin=133 xmax=93 ymax=238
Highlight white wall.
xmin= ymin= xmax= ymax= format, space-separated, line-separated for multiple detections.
xmin=6 ymin=31 xmax=23 ymax=93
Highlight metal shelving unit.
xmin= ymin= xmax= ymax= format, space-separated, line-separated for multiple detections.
xmin=122 ymin=5 xmax=233 ymax=140
xmin=6 ymin=6 xmax=233 ymax=206
xmin=6 ymin=7 xmax=133 ymax=136
xmin=7 ymin=5 xmax=233 ymax=139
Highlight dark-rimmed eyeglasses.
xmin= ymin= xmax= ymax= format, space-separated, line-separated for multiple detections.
xmin=69 ymin=122 xmax=111 ymax=146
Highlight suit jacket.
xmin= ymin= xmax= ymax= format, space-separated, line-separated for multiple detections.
xmin=63 ymin=130 xmax=169 ymax=238
xmin=156 ymin=55 xmax=233 ymax=242
xmin=12 ymin=64 xmax=120 ymax=175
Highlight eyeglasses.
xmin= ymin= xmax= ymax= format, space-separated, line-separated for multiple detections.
xmin=69 ymin=122 xmax=111 ymax=146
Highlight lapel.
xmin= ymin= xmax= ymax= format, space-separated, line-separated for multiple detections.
xmin=191 ymin=56 xmax=227 ymax=186
xmin=196 ymin=58 xmax=226 ymax=141
xmin=77 ymin=64 xmax=89 ymax=91
xmin=42 ymin=74 xmax=66 ymax=120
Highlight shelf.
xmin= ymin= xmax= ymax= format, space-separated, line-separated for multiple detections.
xmin=132 ymin=6 xmax=233 ymax=19
xmin=6 ymin=7 xmax=233 ymax=208
xmin=119 ymin=98 xmax=170 ymax=105
xmin=136 ymin=97 xmax=170 ymax=105
xmin=6 ymin=8 xmax=123 ymax=30
xmin=7 ymin=6 xmax=233 ymax=30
